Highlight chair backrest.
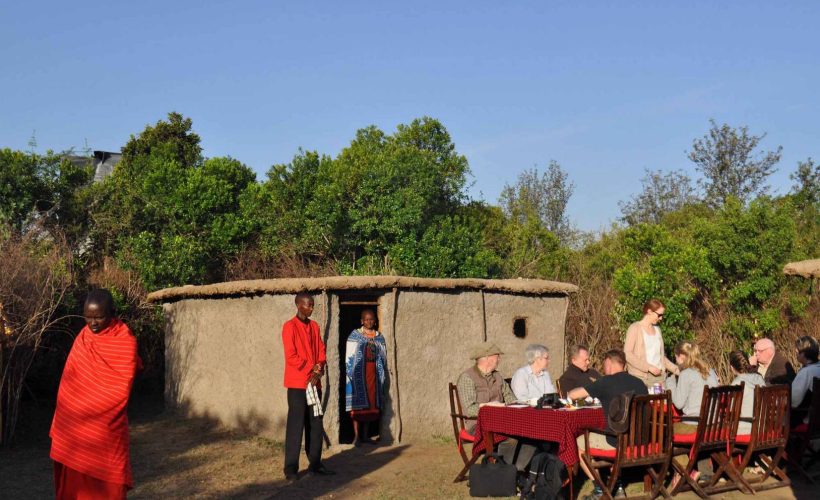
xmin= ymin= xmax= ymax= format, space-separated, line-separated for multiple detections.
xmin=748 ymin=384 xmax=790 ymax=449
xmin=555 ymin=379 xmax=563 ymax=398
xmin=693 ymin=384 xmax=744 ymax=451
xmin=449 ymin=382 xmax=470 ymax=433
xmin=807 ymin=377 xmax=820 ymax=440
xmin=615 ymin=392 xmax=673 ymax=465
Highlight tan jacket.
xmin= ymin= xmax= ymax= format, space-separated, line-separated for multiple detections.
xmin=624 ymin=321 xmax=679 ymax=382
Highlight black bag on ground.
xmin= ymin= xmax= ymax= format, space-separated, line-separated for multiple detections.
xmin=469 ymin=453 xmax=518 ymax=497
xmin=519 ymin=451 xmax=567 ymax=500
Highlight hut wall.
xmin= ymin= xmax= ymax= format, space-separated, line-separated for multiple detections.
xmin=390 ymin=290 xmax=568 ymax=441
xmin=162 ymin=288 xmax=569 ymax=444
xmin=164 ymin=294 xmax=329 ymax=440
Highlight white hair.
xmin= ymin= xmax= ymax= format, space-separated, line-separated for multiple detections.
xmin=525 ymin=344 xmax=549 ymax=364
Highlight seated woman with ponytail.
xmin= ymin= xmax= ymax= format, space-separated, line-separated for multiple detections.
xmin=728 ymin=350 xmax=766 ymax=435
xmin=665 ymin=341 xmax=719 ymax=433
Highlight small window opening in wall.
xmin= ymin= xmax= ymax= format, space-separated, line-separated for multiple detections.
xmin=513 ymin=317 xmax=527 ymax=339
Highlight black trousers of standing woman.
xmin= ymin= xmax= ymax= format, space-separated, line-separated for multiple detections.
xmin=283 ymin=388 xmax=324 ymax=475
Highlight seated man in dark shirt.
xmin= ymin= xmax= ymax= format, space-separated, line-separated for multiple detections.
xmin=558 ymin=344 xmax=602 ymax=395
xmin=568 ymin=349 xmax=647 ymax=489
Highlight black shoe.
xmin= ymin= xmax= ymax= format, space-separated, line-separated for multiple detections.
xmin=285 ymin=472 xmax=299 ymax=482
xmin=308 ymin=464 xmax=336 ymax=476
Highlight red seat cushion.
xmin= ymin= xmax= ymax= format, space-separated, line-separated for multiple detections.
xmin=589 ymin=447 xmax=617 ymax=459
xmin=673 ymin=432 xmax=697 ymax=444
xmin=792 ymin=423 xmax=808 ymax=435
xmin=459 ymin=429 xmax=475 ymax=443
xmin=588 ymin=444 xmax=662 ymax=460
xmin=736 ymin=434 xmax=751 ymax=444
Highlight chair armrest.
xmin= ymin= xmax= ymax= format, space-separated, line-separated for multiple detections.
xmin=738 ymin=417 xmax=753 ymax=423
xmin=451 ymin=412 xmax=477 ymax=421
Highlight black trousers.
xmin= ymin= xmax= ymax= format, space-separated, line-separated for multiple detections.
xmin=284 ymin=388 xmax=324 ymax=474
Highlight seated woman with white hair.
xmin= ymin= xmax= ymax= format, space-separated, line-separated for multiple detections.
xmin=511 ymin=344 xmax=556 ymax=401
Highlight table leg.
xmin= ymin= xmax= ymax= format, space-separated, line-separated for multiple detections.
xmin=483 ymin=429 xmax=496 ymax=461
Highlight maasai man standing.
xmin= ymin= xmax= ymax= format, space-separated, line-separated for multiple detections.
xmin=50 ymin=289 xmax=142 ymax=499
xmin=282 ymin=292 xmax=334 ymax=481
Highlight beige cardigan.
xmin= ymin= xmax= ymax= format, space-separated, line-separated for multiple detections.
xmin=624 ymin=321 xmax=679 ymax=381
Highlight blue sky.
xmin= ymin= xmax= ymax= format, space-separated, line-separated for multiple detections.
xmin=2 ymin=1 xmax=818 ymax=231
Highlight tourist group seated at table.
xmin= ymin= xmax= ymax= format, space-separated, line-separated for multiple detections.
xmin=455 ymin=304 xmax=819 ymax=499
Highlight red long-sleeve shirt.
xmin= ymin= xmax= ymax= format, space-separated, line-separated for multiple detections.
xmin=282 ymin=316 xmax=327 ymax=389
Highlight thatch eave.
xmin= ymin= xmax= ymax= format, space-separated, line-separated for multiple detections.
xmin=783 ymin=259 xmax=820 ymax=279
xmin=147 ymin=276 xmax=578 ymax=303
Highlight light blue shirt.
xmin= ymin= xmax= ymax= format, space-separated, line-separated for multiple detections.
xmin=511 ymin=364 xmax=556 ymax=401
xmin=792 ymin=361 xmax=820 ymax=409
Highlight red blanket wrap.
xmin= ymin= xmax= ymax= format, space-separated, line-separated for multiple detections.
xmin=50 ymin=319 xmax=140 ymax=488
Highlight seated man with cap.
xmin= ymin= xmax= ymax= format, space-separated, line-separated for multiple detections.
xmin=456 ymin=342 xmax=535 ymax=471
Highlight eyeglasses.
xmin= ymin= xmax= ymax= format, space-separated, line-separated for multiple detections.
xmin=754 ymin=346 xmax=772 ymax=353
xmin=653 ymin=311 xmax=664 ymax=318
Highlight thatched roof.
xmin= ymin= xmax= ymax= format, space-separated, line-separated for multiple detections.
xmin=783 ymin=259 xmax=820 ymax=279
xmin=147 ymin=276 xmax=578 ymax=303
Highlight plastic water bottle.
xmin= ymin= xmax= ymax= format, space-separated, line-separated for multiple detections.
xmin=614 ymin=484 xmax=627 ymax=498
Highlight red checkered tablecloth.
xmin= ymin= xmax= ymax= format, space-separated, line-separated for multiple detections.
xmin=472 ymin=406 xmax=606 ymax=467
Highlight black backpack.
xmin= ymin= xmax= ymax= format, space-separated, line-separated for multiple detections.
xmin=519 ymin=452 xmax=567 ymax=500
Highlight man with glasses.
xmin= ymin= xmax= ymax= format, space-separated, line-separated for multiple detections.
xmin=748 ymin=337 xmax=795 ymax=385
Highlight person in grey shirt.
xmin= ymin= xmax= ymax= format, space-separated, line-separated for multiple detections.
xmin=665 ymin=341 xmax=719 ymax=429
xmin=728 ymin=350 xmax=765 ymax=435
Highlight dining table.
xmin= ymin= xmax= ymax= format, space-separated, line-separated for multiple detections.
xmin=471 ymin=404 xmax=607 ymax=469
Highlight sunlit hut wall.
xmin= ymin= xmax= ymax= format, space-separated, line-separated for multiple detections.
xmin=147 ymin=276 xmax=577 ymax=444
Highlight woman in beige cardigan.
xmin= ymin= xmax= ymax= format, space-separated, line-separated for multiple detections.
xmin=624 ymin=298 xmax=679 ymax=387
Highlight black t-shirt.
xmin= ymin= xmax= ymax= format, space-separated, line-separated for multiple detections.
xmin=584 ymin=371 xmax=648 ymax=444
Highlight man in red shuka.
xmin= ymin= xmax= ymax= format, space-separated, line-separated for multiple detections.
xmin=282 ymin=292 xmax=335 ymax=481
xmin=50 ymin=288 xmax=142 ymax=499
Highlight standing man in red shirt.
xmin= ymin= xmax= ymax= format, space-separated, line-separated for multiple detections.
xmin=282 ymin=292 xmax=335 ymax=481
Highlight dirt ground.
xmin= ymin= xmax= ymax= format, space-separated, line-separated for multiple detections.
xmin=1 ymin=397 xmax=815 ymax=499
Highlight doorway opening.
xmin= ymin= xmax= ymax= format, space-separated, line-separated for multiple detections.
xmin=337 ymin=294 xmax=381 ymax=444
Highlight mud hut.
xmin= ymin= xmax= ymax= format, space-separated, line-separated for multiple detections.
xmin=147 ymin=276 xmax=577 ymax=444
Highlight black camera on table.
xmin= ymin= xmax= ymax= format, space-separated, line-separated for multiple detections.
xmin=535 ymin=393 xmax=562 ymax=409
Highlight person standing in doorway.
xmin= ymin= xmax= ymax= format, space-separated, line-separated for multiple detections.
xmin=282 ymin=292 xmax=334 ymax=481
xmin=345 ymin=309 xmax=387 ymax=446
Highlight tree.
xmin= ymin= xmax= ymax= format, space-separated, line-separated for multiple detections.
xmin=688 ymin=120 xmax=781 ymax=206
xmin=90 ymin=113 xmax=257 ymax=289
xmin=0 ymin=149 xmax=94 ymax=239
xmin=250 ymin=117 xmax=473 ymax=275
xmin=619 ymin=169 xmax=698 ymax=226
xmin=499 ymin=161 xmax=575 ymax=244
xmin=790 ymin=158 xmax=820 ymax=206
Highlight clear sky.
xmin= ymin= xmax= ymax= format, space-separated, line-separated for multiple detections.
xmin=2 ymin=1 xmax=818 ymax=231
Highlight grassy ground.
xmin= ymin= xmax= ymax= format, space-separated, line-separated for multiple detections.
xmin=0 ymin=397 xmax=815 ymax=499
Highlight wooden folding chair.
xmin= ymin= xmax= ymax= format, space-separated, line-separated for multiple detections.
xmin=708 ymin=384 xmax=791 ymax=494
xmin=788 ymin=377 xmax=820 ymax=480
xmin=449 ymin=382 xmax=479 ymax=482
xmin=670 ymin=384 xmax=753 ymax=498
xmin=580 ymin=392 xmax=674 ymax=500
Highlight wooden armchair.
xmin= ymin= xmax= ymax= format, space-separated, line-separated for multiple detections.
xmin=580 ymin=392 xmax=674 ymax=500
xmin=449 ymin=382 xmax=479 ymax=482
xmin=670 ymin=384 xmax=752 ymax=498
xmin=708 ymin=384 xmax=791 ymax=494
xmin=789 ymin=377 xmax=820 ymax=480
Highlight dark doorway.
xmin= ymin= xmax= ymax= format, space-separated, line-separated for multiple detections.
xmin=338 ymin=295 xmax=381 ymax=444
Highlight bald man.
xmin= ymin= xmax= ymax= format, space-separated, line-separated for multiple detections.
xmin=749 ymin=338 xmax=796 ymax=385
